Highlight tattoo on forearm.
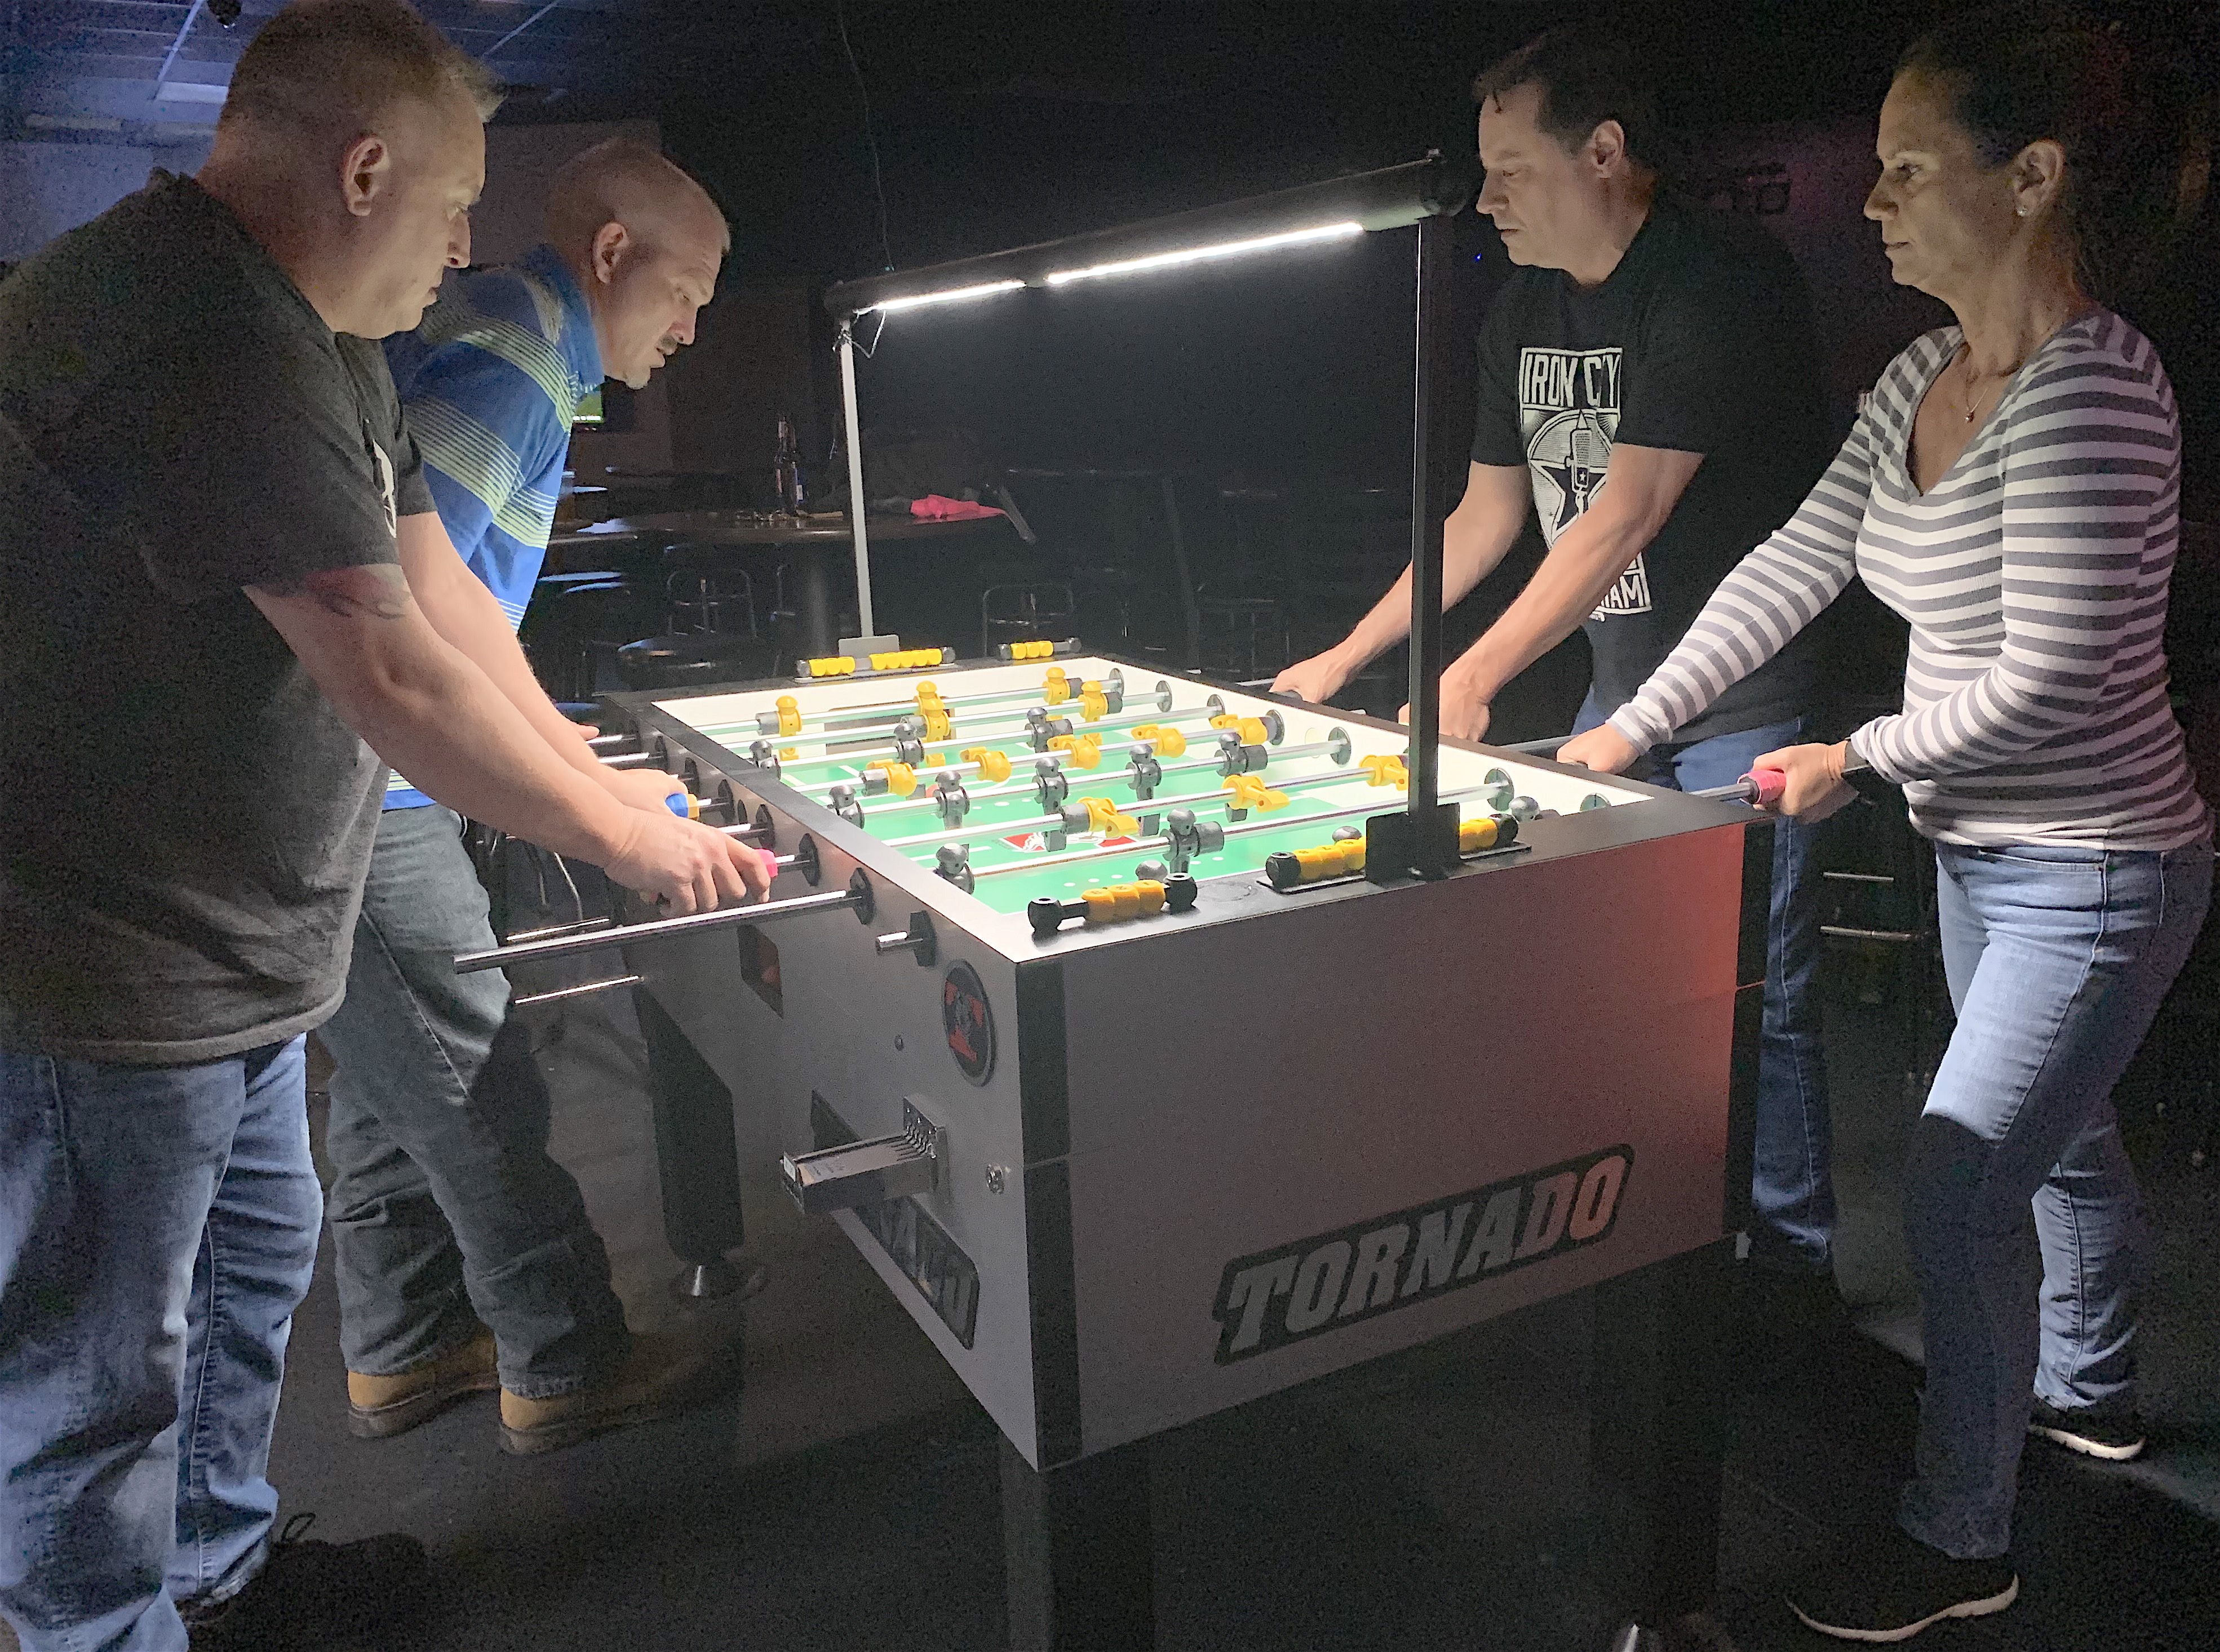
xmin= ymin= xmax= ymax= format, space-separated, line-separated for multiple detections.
xmin=252 ymin=564 xmax=414 ymax=620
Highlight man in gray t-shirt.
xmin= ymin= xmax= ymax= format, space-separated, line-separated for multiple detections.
xmin=0 ymin=6 xmax=766 ymax=1647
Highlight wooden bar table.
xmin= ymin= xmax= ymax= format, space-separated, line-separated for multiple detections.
xmin=553 ymin=510 xmax=1013 ymax=660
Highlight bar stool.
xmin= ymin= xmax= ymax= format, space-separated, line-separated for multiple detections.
xmin=1815 ymin=738 xmax=1944 ymax=1100
xmin=1002 ymin=469 xmax=1199 ymax=664
xmin=1195 ymin=592 xmax=1291 ymax=679
xmin=615 ymin=632 xmax=777 ymax=691
xmin=519 ymin=574 xmax=645 ymax=704
xmin=665 ymin=565 xmax=759 ymax=639
xmin=981 ymin=580 xmax=1078 ymax=658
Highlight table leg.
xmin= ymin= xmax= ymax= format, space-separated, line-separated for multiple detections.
xmin=1590 ymin=1238 xmax=1731 ymax=1626
xmin=797 ymin=550 xmax=835 ymax=661
xmin=632 ymin=984 xmax=750 ymax=1298
xmin=1000 ymin=1436 xmax=1153 ymax=1650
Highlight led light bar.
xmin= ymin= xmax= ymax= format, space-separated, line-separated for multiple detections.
xmin=865 ymin=280 xmax=1026 ymax=316
xmin=1043 ymin=221 xmax=1363 ymax=286
xmin=826 ymin=156 xmax=1473 ymax=321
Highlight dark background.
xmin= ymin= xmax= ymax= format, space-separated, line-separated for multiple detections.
xmin=541 ymin=0 xmax=2217 ymax=707
xmin=616 ymin=0 xmax=2217 ymax=500
xmin=8 ymin=1 xmax=2210 ymax=699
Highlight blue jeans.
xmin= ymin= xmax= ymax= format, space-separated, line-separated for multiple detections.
xmin=1574 ymin=694 xmax=1833 ymax=1271
xmin=1 ymin=1038 xmax=320 ymax=1652
xmin=1898 ymin=838 xmax=2212 ymax=1560
xmin=317 ymin=805 xmax=627 ymax=1398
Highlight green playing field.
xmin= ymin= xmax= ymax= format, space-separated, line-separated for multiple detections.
xmin=657 ymin=656 xmax=1634 ymax=920
xmin=685 ymin=715 xmax=1508 ymax=917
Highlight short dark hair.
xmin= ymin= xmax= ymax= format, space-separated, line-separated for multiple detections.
xmin=1895 ymin=4 xmax=2146 ymax=295
xmin=1472 ymin=28 xmax=1659 ymax=172
xmin=222 ymin=0 xmax=501 ymax=139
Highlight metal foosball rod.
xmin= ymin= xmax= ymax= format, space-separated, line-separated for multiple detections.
xmin=862 ymin=740 xmax=1352 ymax=825
xmin=723 ymin=680 xmax=1181 ymax=761
xmin=763 ymin=712 xmax=1286 ymax=805
xmin=843 ymin=715 xmax=1291 ymax=793
xmin=715 ymin=668 xmax=1137 ymax=740
xmin=453 ymin=869 xmax=878 ymax=973
xmin=1694 ymin=768 xmax=1788 ymax=807
xmin=800 ymin=684 xmax=1271 ymax=762
xmin=652 ymin=789 xmax=772 ymax=845
xmin=958 ymin=783 xmax=1504 ymax=885
xmin=796 ymin=728 xmax=1351 ymax=820
xmin=691 ymin=667 xmax=1132 ymax=741
xmin=754 ymin=707 xmax=1195 ymax=777
xmin=1482 ymin=730 xmax=1786 ymax=807
xmin=876 ymin=761 xmax=1394 ymax=852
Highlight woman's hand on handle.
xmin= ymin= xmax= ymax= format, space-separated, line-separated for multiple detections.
xmin=1752 ymin=740 xmax=1858 ymax=823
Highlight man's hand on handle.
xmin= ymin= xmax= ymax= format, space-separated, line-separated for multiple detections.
xmin=1271 ymin=647 xmax=1357 ymax=705
xmin=1398 ymin=662 xmax=1491 ymax=744
xmin=601 ymin=767 xmax=686 ymax=812
xmin=605 ymin=809 xmax=773 ymax=916
xmin=1557 ymin=725 xmax=1642 ymax=774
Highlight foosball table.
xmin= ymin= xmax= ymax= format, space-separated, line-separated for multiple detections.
xmin=458 ymin=648 xmax=1773 ymax=1647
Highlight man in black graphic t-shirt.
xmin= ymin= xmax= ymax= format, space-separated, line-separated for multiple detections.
xmin=1275 ymin=27 xmax=1840 ymax=1309
xmin=1473 ymin=201 xmax=1832 ymax=734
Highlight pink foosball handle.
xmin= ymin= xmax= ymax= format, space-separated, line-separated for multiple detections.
xmin=1747 ymin=766 xmax=1787 ymax=807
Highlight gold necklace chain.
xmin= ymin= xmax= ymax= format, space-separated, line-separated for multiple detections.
xmin=1956 ymin=345 xmax=2020 ymax=424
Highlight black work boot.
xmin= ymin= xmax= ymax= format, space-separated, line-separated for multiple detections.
xmin=185 ymin=1514 xmax=428 ymax=1650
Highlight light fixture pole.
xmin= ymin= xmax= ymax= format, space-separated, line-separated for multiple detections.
xmin=833 ymin=316 xmax=890 ymax=654
xmin=820 ymin=154 xmax=1476 ymax=744
xmin=1366 ymin=199 xmax=1462 ymax=882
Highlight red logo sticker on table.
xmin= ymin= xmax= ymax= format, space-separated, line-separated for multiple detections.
xmin=942 ymin=962 xmax=995 ymax=1085
xmin=1002 ymin=832 xmax=1137 ymax=853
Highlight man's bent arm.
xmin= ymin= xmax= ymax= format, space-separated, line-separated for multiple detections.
xmin=396 ymin=512 xmax=619 ymax=783
xmin=1329 ymin=463 xmax=1531 ymax=672
xmin=1450 ymin=445 xmax=1704 ymax=703
xmin=247 ymin=563 xmax=634 ymax=861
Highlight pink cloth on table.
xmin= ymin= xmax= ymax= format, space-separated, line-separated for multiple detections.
xmin=910 ymin=494 xmax=1005 ymax=522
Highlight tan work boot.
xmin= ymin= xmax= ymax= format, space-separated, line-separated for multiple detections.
xmin=347 ymin=1329 xmax=499 ymax=1440
xmin=498 ymin=1325 xmax=743 ymax=1456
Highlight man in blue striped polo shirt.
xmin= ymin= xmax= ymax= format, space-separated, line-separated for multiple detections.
xmin=320 ymin=139 xmax=735 ymax=1454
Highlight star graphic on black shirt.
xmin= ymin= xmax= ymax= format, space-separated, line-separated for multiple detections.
xmin=1536 ymin=455 xmax=1607 ymax=539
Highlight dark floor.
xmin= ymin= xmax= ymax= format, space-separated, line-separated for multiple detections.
xmin=268 ymin=905 xmax=2220 ymax=1651
xmin=12 ymin=872 xmax=2214 ymax=1652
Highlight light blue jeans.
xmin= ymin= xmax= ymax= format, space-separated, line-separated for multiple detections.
xmin=1574 ymin=694 xmax=1834 ymax=1271
xmin=318 ymin=805 xmax=628 ymax=1397
xmin=1899 ymin=838 xmax=2213 ymax=1560
xmin=0 ymin=1037 xmax=321 ymax=1652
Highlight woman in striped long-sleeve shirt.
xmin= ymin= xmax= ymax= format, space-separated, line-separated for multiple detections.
xmin=1561 ymin=10 xmax=2212 ymax=1641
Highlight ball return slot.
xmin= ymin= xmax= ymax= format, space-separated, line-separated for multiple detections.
xmin=779 ymin=1099 xmax=946 ymax=1215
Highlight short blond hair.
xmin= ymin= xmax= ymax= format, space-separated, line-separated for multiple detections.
xmin=547 ymin=139 xmax=730 ymax=259
xmin=221 ymin=0 xmax=501 ymax=140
